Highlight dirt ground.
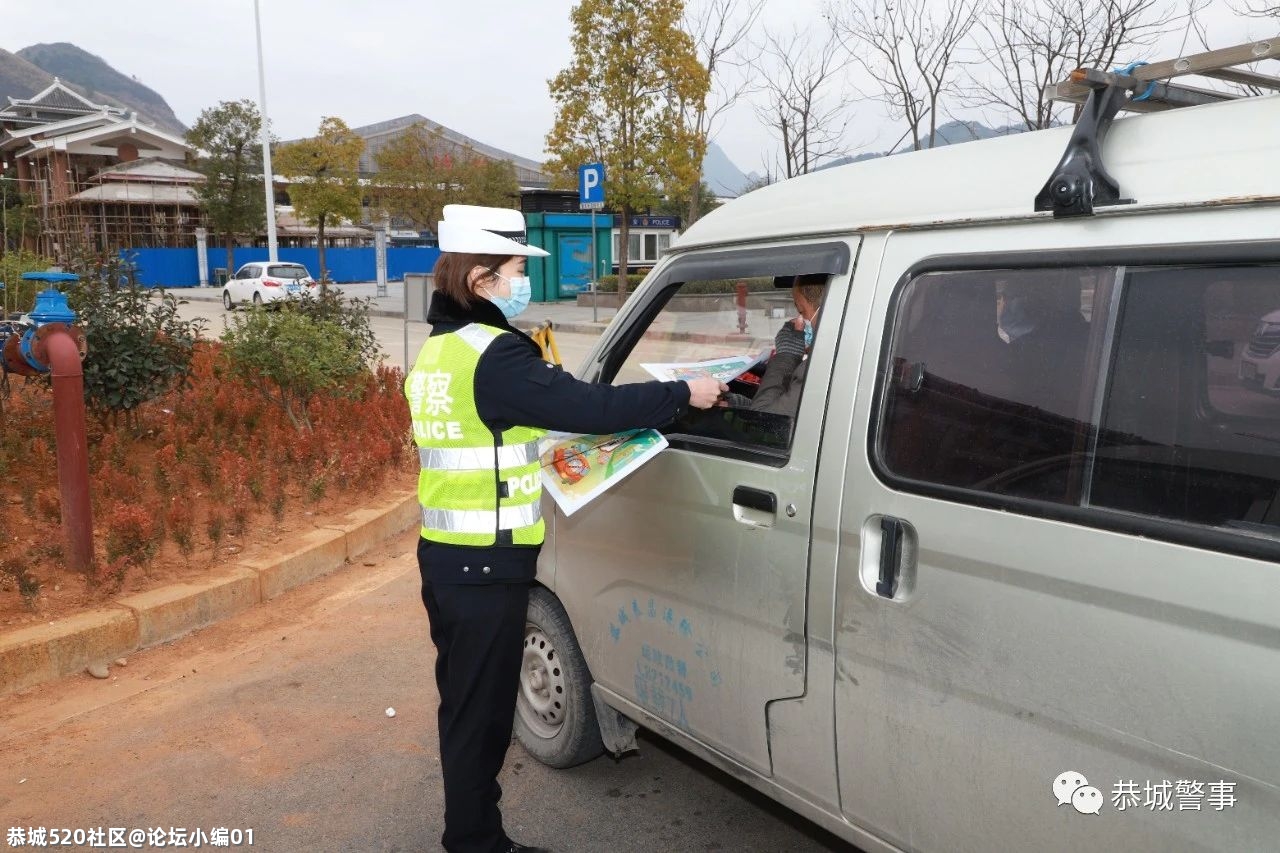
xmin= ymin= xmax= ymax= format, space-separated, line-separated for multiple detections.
xmin=0 ymin=471 xmax=417 ymax=630
xmin=0 ymin=528 xmax=849 ymax=853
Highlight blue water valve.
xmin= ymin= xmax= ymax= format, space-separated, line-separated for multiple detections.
xmin=29 ymin=289 xmax=77 ymax=325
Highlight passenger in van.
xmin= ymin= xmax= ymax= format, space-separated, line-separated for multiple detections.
xmin=998 ymin=277 xmax=1091 ymax=417
xmin=725 ymin=274 xmax=828 ymax=416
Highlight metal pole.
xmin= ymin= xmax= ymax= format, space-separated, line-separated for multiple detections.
xmin=590 ymin=210 xmax=597 ymax=323
xmin=253 ymin=0 xmax=279 ymax=263
xmin=403 ymin=275 xmax=409 ymax=376
xmin=374 ymin=225 xmax=388 ymax=298
xmin=194 ymin=226 xmax=209 ymax=286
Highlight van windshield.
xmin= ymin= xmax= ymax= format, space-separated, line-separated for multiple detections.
xmin=268 ymin=265 xmax=307 ymax=280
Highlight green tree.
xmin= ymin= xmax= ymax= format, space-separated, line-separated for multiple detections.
xmin=275 ymin=117 xmax=365 ymax=287
xmin=186 ymin=99 xmax=267 ymax=274
xmin=372 ymin=123 xmax=518 ymax=231
xmin=546 ymin=0 xmax=709 ymax=297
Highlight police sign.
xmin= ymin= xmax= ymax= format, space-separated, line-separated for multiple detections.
xmin=579 ymin=163 xmax=605 ymax=210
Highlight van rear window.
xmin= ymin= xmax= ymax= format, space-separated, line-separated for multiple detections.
xmin=877 ymin=263 xmax=1280 ymax=543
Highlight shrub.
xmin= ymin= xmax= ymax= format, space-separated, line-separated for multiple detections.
xmin=166 ymin=499 xmax=195 ymax=559
xmin=220 ymin=307 xmax=369 ymax=431
xmin=286 ymin=289 xmax=381 ymax=367
xmin=103 ymin=503 xmax=159 ymax=569
xmin=65 ymin=256 xmax=206 ymax=426
xmin=0 ymin=557 xmax=41 ymax=610
xmin=206 ymin=512 xmax=226 ymax=551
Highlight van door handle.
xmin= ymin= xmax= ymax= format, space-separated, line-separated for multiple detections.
xmin=732 ymin=487 xmax=777 ymax=528
xmin=877 ymin=517 xmax=904 ymax=598
xmin=732 ymin=486 xmax=776 ymax=515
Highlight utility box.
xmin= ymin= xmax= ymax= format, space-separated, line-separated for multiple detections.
xmin=405 ymin=272 xmax=434 ymax=322
xmin=525 ymin=212 xmax=614 ymax=302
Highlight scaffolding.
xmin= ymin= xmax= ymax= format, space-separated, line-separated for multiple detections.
xmin=29 ymin=173 xmax=206 ymax=260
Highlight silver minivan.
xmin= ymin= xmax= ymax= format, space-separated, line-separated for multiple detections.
xmin=515 ymin=67 xmax=1280 ymax=852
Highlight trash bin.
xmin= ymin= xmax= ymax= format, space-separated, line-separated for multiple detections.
xmin=213 ymin=268 xmax=228 ymax=287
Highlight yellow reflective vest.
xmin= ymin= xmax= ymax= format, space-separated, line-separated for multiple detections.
xmin=406 ymin=323 xmax=546 ymax=547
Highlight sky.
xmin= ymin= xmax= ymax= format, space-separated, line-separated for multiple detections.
xmin=1 ymin=0 xmax=1268 ymax=180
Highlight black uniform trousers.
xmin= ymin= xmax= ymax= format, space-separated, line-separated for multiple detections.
xmin=420 ymin=565 xmax=530 ymax=853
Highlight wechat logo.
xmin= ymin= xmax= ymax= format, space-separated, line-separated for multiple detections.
xmin=1054 ymin=771 xmax=1103 ymax=815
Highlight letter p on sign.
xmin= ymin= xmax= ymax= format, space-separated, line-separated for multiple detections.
xmin=579 ymin=163 xmax=605 ymax=210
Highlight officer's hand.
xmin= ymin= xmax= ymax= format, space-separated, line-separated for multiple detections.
xmin=686 ymin=377 xmax=729 ymax=409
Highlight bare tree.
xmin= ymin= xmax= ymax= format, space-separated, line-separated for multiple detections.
xmin=682 ymin=0 xmax=764 ymax=221
xmin=1233 ymin=0 xmax=1279 ymax=18
xmin=827 ymin=0 xmax=983 ymax=151
xmin=752 ymin=25 xmax=854 ymax=179
xmin=967 ymin=0 xmax=1177 ymax=131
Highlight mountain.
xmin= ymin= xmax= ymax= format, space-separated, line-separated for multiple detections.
xmin=702 ymin=140 xmax=753 ymax=198
xmin=14 ymin=42 xmax=185 ymax=135
xmin=814 ymin=119 xmax=1029 ymax=172
xmin=0 ymin=47 xmax=56 ymax=108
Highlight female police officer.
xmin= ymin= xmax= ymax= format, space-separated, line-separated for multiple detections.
xmin=407 ymin=205 xmax=724 ymax=853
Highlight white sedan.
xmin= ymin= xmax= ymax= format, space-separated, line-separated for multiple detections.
xmin=222 ymin=262 xmax=318 ymax=310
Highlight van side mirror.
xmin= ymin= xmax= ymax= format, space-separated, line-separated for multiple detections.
xmin=1205 ymin=340 xmax=1235 ymax=359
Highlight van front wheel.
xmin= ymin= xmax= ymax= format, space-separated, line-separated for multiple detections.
xmin=515 ymin=586 xmax=604 ymax=768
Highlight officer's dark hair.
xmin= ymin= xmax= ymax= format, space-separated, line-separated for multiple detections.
xmin=433 ymin=252 xmax=514 ymax=307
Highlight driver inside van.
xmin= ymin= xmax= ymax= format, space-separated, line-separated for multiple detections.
xmin=724 ymin=273 xmax=828 ymax=416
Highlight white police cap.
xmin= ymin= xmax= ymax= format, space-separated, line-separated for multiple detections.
xmin=436 ymin=204 xmax=549 ymax=257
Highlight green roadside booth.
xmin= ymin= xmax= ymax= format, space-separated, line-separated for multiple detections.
xmin=525 ymin=212 xmax=614 ymax=302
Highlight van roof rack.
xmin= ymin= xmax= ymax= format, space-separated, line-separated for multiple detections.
xmin=1036 ymin=37 xmax=1279 ymax=218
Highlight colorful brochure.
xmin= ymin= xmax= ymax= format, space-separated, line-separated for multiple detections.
xmin=539 ymin=429 xmax=668 ymax=517
xmin=640 ymin=352 xmax=766 ymax=384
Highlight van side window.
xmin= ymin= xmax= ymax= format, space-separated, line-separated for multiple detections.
xmin=880 ymin=269 xmax=1105 ymax=503
xmin=1090 ymin=266 xmax=1280 ymax=533
xmin=609 ymin=276 xmax=827 ymax=454
xmin=878 ymin=263 xmax=1280 ymax=546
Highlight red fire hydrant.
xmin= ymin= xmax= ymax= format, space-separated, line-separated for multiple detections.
xmin=2 ymin=289 xmax=93 ymax=573
xmin=735 ymin=281 xmax=749 ymax=334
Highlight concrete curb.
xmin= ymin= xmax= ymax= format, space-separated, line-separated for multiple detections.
xmin=0 ymin=490 xmax=420 ymax=698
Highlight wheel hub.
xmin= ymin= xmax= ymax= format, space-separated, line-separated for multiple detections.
xmin=518 ymin=626 xmax=567 ymax=739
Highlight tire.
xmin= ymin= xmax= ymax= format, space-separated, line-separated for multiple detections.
xmin=222 ymin=291 xmax=234 ymax=311
xmin=515 ymin=586 xmax=605 ymax=768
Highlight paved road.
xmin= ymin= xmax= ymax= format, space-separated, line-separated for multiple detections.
xmin=174 ymin=296 xmax=604 ymax=376
xmin=0 ymin=531 xmax=852 ymax=853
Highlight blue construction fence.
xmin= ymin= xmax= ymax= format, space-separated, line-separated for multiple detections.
xmin=122 ymin=247 xmax=441 ymax=288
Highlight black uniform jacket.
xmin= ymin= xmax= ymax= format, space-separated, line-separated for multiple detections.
xmin=417 ymin=289 xmax=691 ymax=584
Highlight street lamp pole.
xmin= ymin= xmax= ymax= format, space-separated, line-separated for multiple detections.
xmin=253 ymin=0 xmax=279 ymax=263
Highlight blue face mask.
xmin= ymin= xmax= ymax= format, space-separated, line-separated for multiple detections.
xmin=487 ymin=273 xmax=531 ymax=319
xmin=802 ymin=308 xmax=819 ymax=349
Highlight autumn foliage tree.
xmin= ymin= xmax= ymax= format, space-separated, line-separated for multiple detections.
xmin=372 ymin=123 xmax=518 ymax=231
xmin=546 ymin=0 xmax=709 ymax=297
xmin=275 ymin=117 xmax=365 ymax=286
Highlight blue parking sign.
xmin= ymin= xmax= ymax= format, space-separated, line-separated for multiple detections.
xmin=579 ymin=163 xmax=605 ymax=210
